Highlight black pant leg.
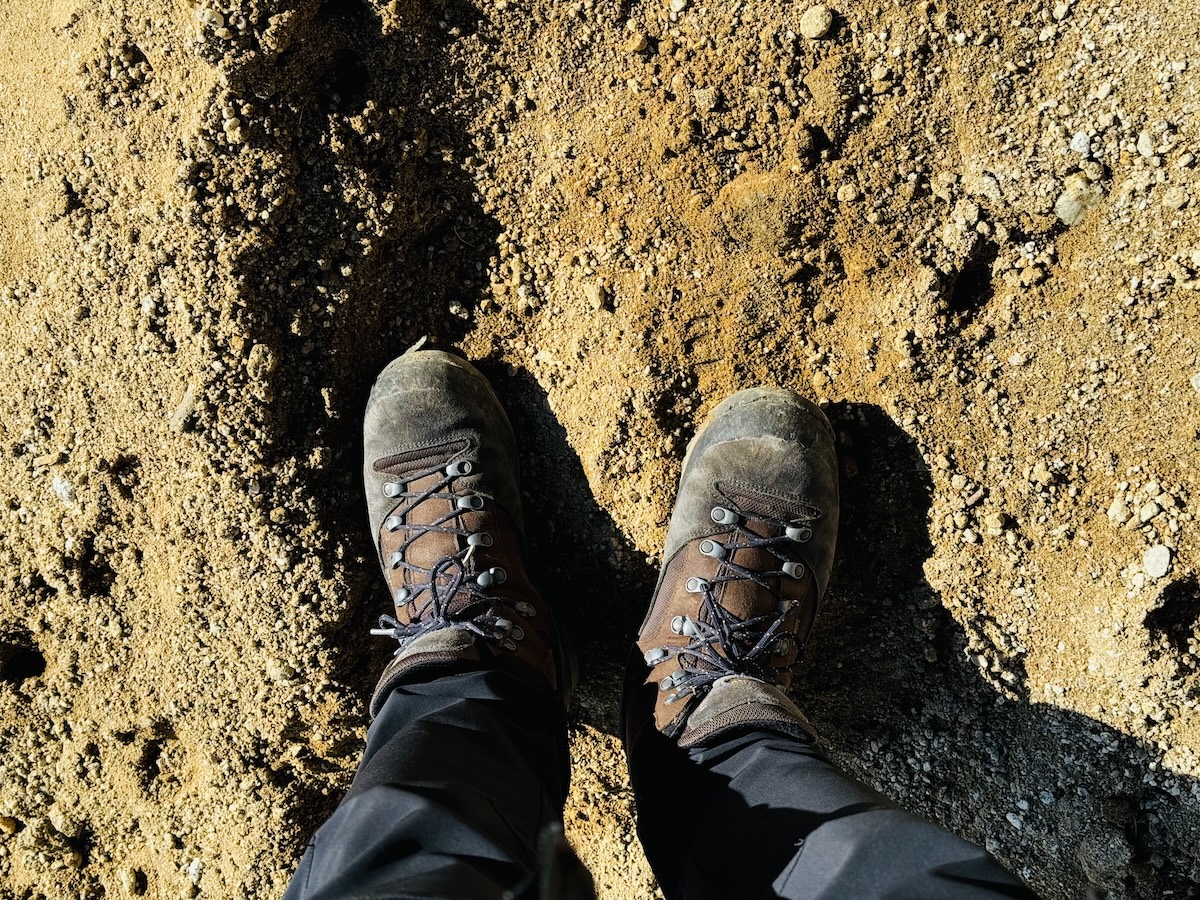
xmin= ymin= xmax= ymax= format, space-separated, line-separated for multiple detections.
xmin=285 ymin=668 xmax=571 ymax=900
xmin=624 ymin=674 xmax=1039 ymax=900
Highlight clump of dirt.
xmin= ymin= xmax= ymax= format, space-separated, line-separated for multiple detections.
xmin=1 ymin=0 xmax=1198 ymax=898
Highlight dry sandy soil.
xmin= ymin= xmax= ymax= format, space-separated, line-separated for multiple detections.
xmin=1 ymin=0 xmax=1199 ymax=898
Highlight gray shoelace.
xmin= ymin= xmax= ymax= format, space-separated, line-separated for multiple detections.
xmin=370 ymin=461 xmax=530 ymax=654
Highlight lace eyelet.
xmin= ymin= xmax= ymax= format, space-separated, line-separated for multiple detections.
xmin=710 ymin=506 xmax=738 ymax=525
xmin=476 ymin=566 xmax=506 ymax=588
xmin=644 ymin=647 xmax=669 ymax=665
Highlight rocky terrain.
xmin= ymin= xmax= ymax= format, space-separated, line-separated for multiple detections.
xmin=0 ymin=0 xmax=1198 ymax=897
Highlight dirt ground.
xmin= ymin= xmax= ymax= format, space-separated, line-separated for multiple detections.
xmin=1 ymin=0 xmax=1198 ymax=897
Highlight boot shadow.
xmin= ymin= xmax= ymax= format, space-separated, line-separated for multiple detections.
xmin=801 ymin=402 xmax=1200 ymax=899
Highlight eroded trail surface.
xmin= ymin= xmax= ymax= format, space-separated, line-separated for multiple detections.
xmin=1 ymin=1 xmax=1198 ymax=897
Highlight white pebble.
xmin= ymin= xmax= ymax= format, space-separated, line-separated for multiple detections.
xmin=1144 ymin=545 xmax=1172 ymax=579
xmin=1054 ymin=174 xmax=1103 ymax=225
xmin=1137 ymin=131 xmax=1156 ymax=158
xmin=52 ymin=476 xmax=75 ymax=504
xmin=1069 ymin=132 xmax=1091 ymax=155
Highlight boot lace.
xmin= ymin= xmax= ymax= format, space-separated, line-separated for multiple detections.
xmin=370 ymin=460 xmax=533 ymax=654
xmin=648 ymin=503 xmax=820 ymax=706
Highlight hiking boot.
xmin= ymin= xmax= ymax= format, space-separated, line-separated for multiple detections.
xmin=363 ymin=348 xmax=569 ymax=716
xmin=634 ymin=387 xmax=838 ymax=747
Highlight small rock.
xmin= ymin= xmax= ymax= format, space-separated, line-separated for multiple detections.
xmin=668 ymin=0 xmax=687 ymax=13
xmin=1106 ymin=496 xmax=1130 ymax=525
xmin=692 ymin=87 xmax=720 ymax=112
xmin=836 ymin=183 xmax=860 ymax=202
xmin=625 ymin=30 xmax=648 ymax=53
xmin=169 ymin=383 xmax=198 ymax=433
xmin=1055 ymin=173 xmax=1104 ymax=225
xmin=1144 ymin=544 xmax=1172 ymax=579
xmin=1162 ymin=185 xmax=1189 ymax=210
xmin=1069 ymin=132 xmax=1091 ymax=155
xmin=1137 ymin=131 xmax=1156 ymax=158
xmin=963 ymin=528 xmax=979 ymax=543
xmin=799 ymin=4 xmax=835 ymax=39
xmin=120 ymin=868 xmax=147 ymax=896
xmin=1030 ymin=461 xmax=1055 ymax=487
xmin=583 ymin=282 xmax=610 ymax=311
xmin=1139 ymin=500 xmax=1161 ymax=523
xmin=52 ymin=476 xmax=75 ymax=505
xmin=246 ymin=343 xmax=276 ymax=381
xmin=1190 ymin=371 xmax=1200 ymax=396
xmin=812 ymin=301 xmax=833 ymax=323
xmin=0 ymin=815 xmax=19 ymax=834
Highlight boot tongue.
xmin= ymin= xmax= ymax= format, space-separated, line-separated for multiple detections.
xmin=394 ymin=471 xmax=461 ymax=578
xmin=719 ymin=520 xmax=781 ymax=622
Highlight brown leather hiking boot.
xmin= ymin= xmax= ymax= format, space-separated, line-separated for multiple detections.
xmin=363 ymin=348 xmax=569 ymax=716
xmin=634 ymin=388 xmax=838 ymax=747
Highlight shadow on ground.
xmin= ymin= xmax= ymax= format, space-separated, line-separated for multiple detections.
xmin=807 ymin=403 xmax=1200 ymax=900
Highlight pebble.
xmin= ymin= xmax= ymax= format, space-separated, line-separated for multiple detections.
xmin=812 ymin=301 xmax=833 ymax=323
xmin=1190 ymin=371 xmax=1200 ymax=396
xmin=799 ymin=4 xmax=835 ymax=39
xmin=1069 ymin=132 xmax=1091 ymax=155
xmin=52 ymin=476 xmax=75 ymax=505
xmin=169 ymin=383 xmax=198 ymax=433
xmin=1139 ymin=501 xmax=1161 ymax=523
xmin=583 ymin=283 xmax=610 ymax=310
xmin=246 ymin=343 xmax=276 ymax=381
xmin=1106 ymin=496 xmax=1130 ymax=525
xmin=1054 ymin=174 xmax=1103 ymax=225
xmin=836 ymin=183 xmax=860 ymax=202
xmin=1162 ymin=185 xmax=1188 ymax=210
xmin=1137 ymin=131 xmax=1156 ymax=159
xmin=1144 ymin=544 xmax=1172 ymax=579
xmin=625 ymin=30 xmax=648 ymax=53
xmin=668 ymin=0 xmax=687 ymax=13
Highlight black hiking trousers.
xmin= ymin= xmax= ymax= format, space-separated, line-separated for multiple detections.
xmin=284 ymin=666 xmax=1039 ymax=900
